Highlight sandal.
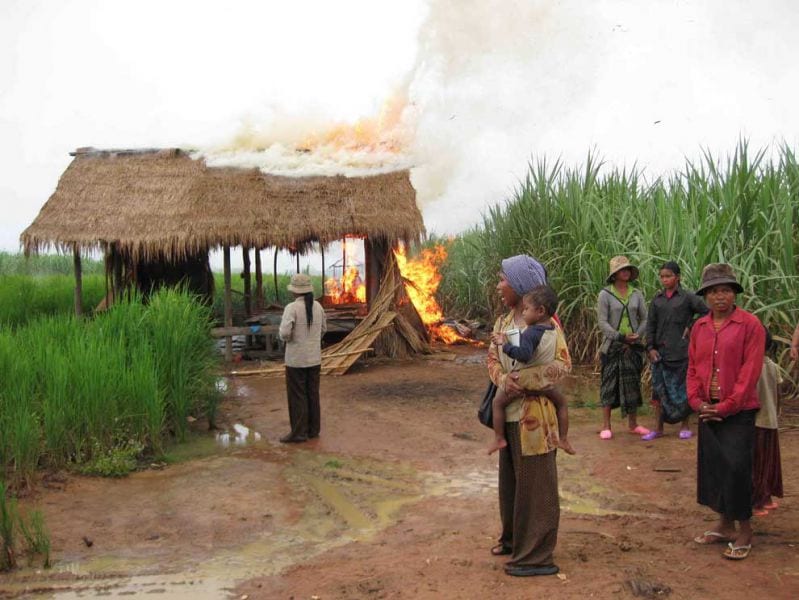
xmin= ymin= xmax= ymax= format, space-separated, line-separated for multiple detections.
xmin=641 ymin=431 xmax=663 ymax=441
xmin=599 ymin=429 xmax=613 ymax=440
xmin=629 ymin=425 xmax=650 ymax=435
xmin=694 ymin=531 xmax=733 ymax=545
xmin=753 ymin=508 xmax=768 ymax=517
xmin=679 ymin=430 xmax=693 ymax=440
xmin=490 ymin=542 xmax=512 ymax=556
xmin=723 ymin=542 xmax=752 ymax=560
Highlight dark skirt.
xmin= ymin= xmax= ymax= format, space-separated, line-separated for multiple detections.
xmin=600 ymin=341 xmax=644 ymax=416
xmin=651 ymin=360 xmax=691 ymax=424
xmin=498 ymin=422 xmax=559 ymax=567
xmin=752 ymin=427 xmax=783 ymax=507
xmin=697 ymin=409 xmax=756 ymax=521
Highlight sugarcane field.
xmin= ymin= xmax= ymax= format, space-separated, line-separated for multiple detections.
xmin=2 ymin=1 xmax=799 ymax=599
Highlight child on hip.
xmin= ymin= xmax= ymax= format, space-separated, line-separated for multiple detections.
xmin=489 ymin=286 xmax=574 ymax=455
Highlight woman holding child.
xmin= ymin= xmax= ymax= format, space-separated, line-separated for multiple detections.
xmin=486 ymin=255 xmax=572 ymax=577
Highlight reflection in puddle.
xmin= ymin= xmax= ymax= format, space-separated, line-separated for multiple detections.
xmin=215 ymin=422 xmax=261 ymax=447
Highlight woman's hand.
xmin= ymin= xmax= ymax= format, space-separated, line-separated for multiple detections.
xmin=504 ymin=372 xmax=525 ymax=398
xmin=698 ymin=403 xmax=722 ymax=422
xmin=624 ymin=333 xmax=639 ymax=344
xmin=648 ymin=349 xmax=661 ymax=363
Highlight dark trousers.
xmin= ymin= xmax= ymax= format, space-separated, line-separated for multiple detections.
xmin=285 ymin=365 xmax=321 ymax=439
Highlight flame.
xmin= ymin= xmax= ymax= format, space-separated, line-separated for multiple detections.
xmin=300 ymin=94 xmax=408 ymax=154
xmin=325 ymin=266 xmax=366 ymax=305
xmin=394 ymin=244 xmax=467 ymax=344
xmin=324 ymin=236 xmax=366 ymax=305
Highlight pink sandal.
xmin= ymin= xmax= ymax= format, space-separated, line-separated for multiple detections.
xmin=629 ymin=426 xmax=650 ymax=435
xmin=599 ymin=429 xmax=613 ymax=440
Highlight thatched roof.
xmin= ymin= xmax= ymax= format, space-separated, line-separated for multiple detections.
xmin=21 ymin=148 xmax=424 ymax=259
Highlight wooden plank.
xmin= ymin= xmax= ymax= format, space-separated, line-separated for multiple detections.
xmin=211 ymin=325 xmax=279 ymax=338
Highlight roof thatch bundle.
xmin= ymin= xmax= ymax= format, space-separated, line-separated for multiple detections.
xmin=21 ymin=148 xmax=424 ymax=259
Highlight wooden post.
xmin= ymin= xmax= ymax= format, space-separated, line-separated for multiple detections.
xmin=341 ymin=238 xmax=347 ymax=295
xmin=320 ymin=245 xmax=326 ymax=296
xmin=254 ymin=248 xmax=264 ymax=311
xmin=112 ymin=246 xmax=123 ymax=301
xmin=296 ymin=252 xmax=300 ymax=274
xmin=242 ymin=246 xmax=252 ymax=318
xmin=73 ymin=246 xmax=83 ymax=317
xmin=365 ymin=236 xmax=387 ymax=308
xmin=223 ymin=246 xmax=233 ymax=362
xmin=273 ymin=248 xmax=279 ymax=304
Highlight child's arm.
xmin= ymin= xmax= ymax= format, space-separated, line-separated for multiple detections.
xmin=503 ymin=327 xmax=542 ymax=363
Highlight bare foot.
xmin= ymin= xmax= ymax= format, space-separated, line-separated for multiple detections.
xmin=558 ymin=437 xmax=576 ymax=455
xmin=487 ymin=438 xmax=508 ymax=455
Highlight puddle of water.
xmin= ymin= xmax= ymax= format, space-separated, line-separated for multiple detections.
xmin=215 ymin=422 xmax=261 ymax=448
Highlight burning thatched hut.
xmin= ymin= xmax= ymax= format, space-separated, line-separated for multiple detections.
xmin=21 ymin=147 xmax=430 ymax=365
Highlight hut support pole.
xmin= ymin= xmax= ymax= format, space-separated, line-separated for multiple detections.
xmin=320 ymin=246 xmax=325 ymax=297
xmin=223 ymin=246 xmax=233 ymax=362
xmin=242 ymin=247 xmax=252 ymax=318
xmin=254 ymin=249 xmax=263 ymax=311
xmin=273 ymin=249 xmax=279 ymax=304
xmin=73 ymin=246 xmax=83 ymax=317
xmin=296 ymin=253 xmax=300 ymax=274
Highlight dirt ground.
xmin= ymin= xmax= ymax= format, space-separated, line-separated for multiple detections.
xmin=3 ymin=345 xmax=798 ymax=599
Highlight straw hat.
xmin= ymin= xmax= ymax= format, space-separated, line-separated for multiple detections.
xmin=287 ymin=273 xmax=313 ymax=294
xmin=606 ymin=255 xmax=639 ymax=284
xmin=696 ymin=263 xmax=743 ymax=296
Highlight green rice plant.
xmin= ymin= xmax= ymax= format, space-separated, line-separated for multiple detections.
xmin=17 ymin=508 xmax=50 ymax=568
xmin=0 ymin=482 xmax=17 ymax=570
xmin=0 ymin=274 xmax=106 ymax=328
xmin=142 ymin=288 xmax=218 ymax=441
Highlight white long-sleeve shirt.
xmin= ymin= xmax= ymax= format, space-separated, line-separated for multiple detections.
xmin=279 ymin=298 xmax=327 ymax=367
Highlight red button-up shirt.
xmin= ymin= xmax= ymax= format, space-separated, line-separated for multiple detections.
xmin=687 ymin=307 xmax=764 ymax=418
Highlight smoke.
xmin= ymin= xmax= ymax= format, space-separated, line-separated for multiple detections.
xmin=408 ymin=0 xmax=799 ymax=234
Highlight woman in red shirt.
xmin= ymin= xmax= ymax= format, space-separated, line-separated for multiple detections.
xmin=687 ymin=264 xmax=764 ymax=560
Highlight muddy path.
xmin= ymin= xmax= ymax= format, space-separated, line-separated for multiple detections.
xmin=3 ymin=347 xmax=798 ymax=599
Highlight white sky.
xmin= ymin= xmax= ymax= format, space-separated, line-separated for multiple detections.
xmin=2 ymin=0 xmax=799 ymax=271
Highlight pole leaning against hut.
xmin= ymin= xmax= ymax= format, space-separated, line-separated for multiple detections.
xmin=242 ymin=246 xmax=252 ymax=318
xmin=223 ymin=246 xmax=233 ymax=362
xmin=73 ymin=245 xmax=83 ymax=317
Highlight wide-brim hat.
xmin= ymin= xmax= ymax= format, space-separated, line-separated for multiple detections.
xmin=696 ymin=263 xmax=744 ymax=296
xmin=606 ymin=255 xmax=639 ymax=284
xmin=287 ymin=273 xmax=313 ymax=294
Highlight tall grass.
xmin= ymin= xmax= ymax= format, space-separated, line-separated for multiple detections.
xmin=0 ymin=275 xmax=106 ymax=328
xmin=0 ymin=289 xmax=219 ymax=486
xmin=439 ymin=142 xmax=799 ymax=364
xmin=0 ymin=252 xmax=104 ymax=276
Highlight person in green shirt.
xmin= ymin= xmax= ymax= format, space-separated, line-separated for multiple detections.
xmin=596 ymin=256 xmax=650 ymax=439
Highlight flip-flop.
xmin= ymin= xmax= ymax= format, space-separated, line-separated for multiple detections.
xmin=764 ymin=501 xmax=779 ymax=510
xmin=753 ymin=508 xmax=769 ymax=517
xmin=679 ymin=430 xmax=693 ymax=439
xmin=723 ymin=542 xmax=752 ymax=560
xmin=599 ymin=429 xmax=613 ymax=440
xmin=629 ymin=426 xmax=650 ymax=435
xmin=490 ymin=543 xmax=512 ymax=556
xmin=694 ymin=531 xmax=732 ymax=545
xmin=641 ymin=431 xmax=663 ymax=441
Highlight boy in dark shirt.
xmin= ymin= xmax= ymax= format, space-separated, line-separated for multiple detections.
xmin=489 ymin=285 xmax=574 ymax=455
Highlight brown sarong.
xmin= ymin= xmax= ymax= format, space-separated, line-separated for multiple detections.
xmin=498 ymin=422 xmax=559 ymax=567
xmin=752 ymin=427 xmax=783 ymax=507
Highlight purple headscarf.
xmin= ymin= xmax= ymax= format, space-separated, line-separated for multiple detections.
xmin=501 ymin=255 xmax=548 ymax=296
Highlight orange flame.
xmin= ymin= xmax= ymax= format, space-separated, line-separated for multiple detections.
xmin=394 ymin=244 xmax=467 ymax=344
xmin=324 ymin=236 xmax=366 ymax=305
xmin=299 ymin=94 xmax=408 ymax=154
